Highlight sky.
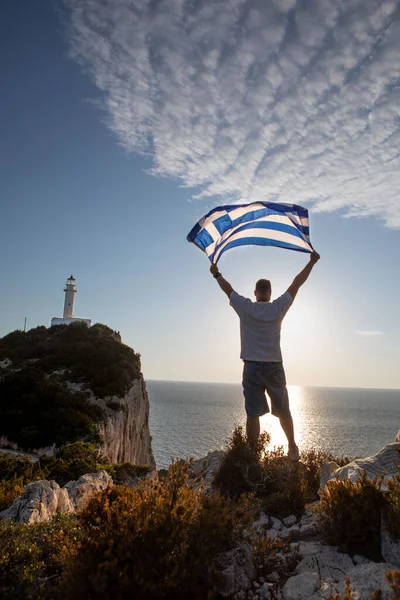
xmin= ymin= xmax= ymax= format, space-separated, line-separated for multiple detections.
xmin=1 ymin=0 xmax=400 ymax=389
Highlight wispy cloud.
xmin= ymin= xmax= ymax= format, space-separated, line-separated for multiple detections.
xmin=64 ymin=0 xmax=400 ymax=225
xmin=355 ymin=330 xmax=384 ymax=336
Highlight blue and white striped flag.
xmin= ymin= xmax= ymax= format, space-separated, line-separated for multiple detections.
xmin=187 ymin=201 xmax=312 ymax=264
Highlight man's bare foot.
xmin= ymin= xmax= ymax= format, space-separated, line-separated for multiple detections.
xmin=288 ymin=445 xmax=300 ymax=462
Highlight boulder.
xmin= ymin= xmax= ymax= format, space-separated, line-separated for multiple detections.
xmin=0 ymin=480 xmax=73 ymax=524
xmin=252 ymin=511 xmax=270 ymax=532
xmin=381 ymin=520 xmax=400 ymax=567
xmin=216 ymin=542 xmax=256 ymax=598
xmin=339 ymin=562 xmax=397 ymax=599
xmin=282 ymin=572 xmax=319 ymax=600
xmin=64 ymin=470 xmax=112 ymax=511
xmin=320 ymin=461 xmax=340 ymax=490
xmin=298 ymin=541 xmax=322 ymax=558
xmin=283 ymin=515 xmax=297 ymax=527
xmin=0 ymin=470 xmax=113 ymax=523
xmin=321 ymin=443 xmax=400 ymax=491
xmin=188 ymin=450 xmax=224 ymax=492
xmin=296 ymin=545 xmax=354 ymax=582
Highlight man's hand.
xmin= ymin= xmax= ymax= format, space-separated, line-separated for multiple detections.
xmin=210 ymin=263 xmax=219 ymax=275
xmin=209 ymin=263 xmax=234 ymax=298
xmin=310 ymin=250 xmax=320 ymax=264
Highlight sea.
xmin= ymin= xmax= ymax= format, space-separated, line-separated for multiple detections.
xmin=147 ymin=381 xmax=400 ymax=469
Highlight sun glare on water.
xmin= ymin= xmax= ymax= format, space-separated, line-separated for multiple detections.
xmin=260 ymin=385 xmax=304 ymax=450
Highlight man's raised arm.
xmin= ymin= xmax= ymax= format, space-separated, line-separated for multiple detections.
xmin=210 ymin=263 xmax=234 ymax=298
xmin=287 ymin=250 xmax=321 ymax=300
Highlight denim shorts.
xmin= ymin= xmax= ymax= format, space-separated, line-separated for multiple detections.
xmin=242 ymin=361 xmax=290 ymax=418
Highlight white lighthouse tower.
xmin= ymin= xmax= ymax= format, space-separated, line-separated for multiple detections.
xmin=63 ymin=275 xmax=77 ymax=319
xmin=51 ymin=275 xmax=92 ymax=327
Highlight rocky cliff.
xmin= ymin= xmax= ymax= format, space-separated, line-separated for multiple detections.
xmin=95 ymin=376 xmax=153 ymax=465
xmin=0 ymin=323 xmax=154 ymax=467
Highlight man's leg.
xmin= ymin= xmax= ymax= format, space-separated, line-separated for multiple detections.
xmin=266 ymin=363 xmax=299 ymax=461
xmin=279 ymin=414 xmax=295 ymax=447
xmin=246 ymin=415 xmax=260 ymax=449
xmin=279 ymin=414 xmax=299 ymax=460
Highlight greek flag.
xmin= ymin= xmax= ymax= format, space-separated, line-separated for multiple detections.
xmin=187 ymin=201 xmax=312 ymax=264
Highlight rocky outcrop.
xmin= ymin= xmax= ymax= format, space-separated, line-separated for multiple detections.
xmin=381 ymin=520 xmax=400 ymax=566
xmin=188 ymin=450 xmax=225 ymax=491
xmin=228 ymin=507 xmax=399 ymax=600
xmin=0 ymin=480 xmax=73 ymax=524
xmin=0 ymin=470 xmax=112 ymax=523
xmin=0 ymin=376 xmax=154 ymax=467
xmin=96 ymin=376 xmax=154 ymax=466
xmin=216 ymin=542 xmax=256 ymax=598
xmin=321 ymin=433 xmax=400 ymax=491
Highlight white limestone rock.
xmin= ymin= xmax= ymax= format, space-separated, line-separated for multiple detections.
xmin=64 ymin=470 xmax=112 ymax=511
xmin=252 ymin=511 xmax=270 ymax=532
xmin=320 ymin=461 xmax=340 ymax=491
xmin=189 ymin=450 xmax=225 ymax=491
xmin=96 ymin=377 xmax=154 ymax=466
xmin=270 ymin=517 xmax=283 ymax=530
xmin=296 ymin=545 xmax=354 ymax=582
xmin=298 ymin=541 xmax=322 ymax=558
xmin=322 ymin=443 xmax=400 ymax=492
xmin=0 ymin=470 xmax=113 ymax=523
xmin=0 ymin=480 xmax=73 ymax=523
xmin=282 ymin=572 xmax=319 ymax=600
xmin=381 ymin=520 xmax=400 ymax=567
xmin=338 ymin=562 xmax=397 ymax=599
xmin=352 ymin=554 xmax=372 ymax=566
xmin=283 ymin=515 xmax=297 ymax=527
xmin=216 ymin=542 xmax=256 ymax=598
xmin=259 ymin=582 xmax=273 ymax=599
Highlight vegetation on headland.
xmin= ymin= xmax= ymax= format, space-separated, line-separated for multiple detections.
xmin=0 ymin=429 xmax=399 ymax=599
xmin=0 ymin=323 xmax=142 ymax=449
xmin=0 ymin=442 xmax=152 ymax=510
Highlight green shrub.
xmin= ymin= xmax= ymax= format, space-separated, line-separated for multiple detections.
xmin=252 ymin=533 xmax=298 ymax=580
xmin=329 ymin=578 xmax=356 ymax=600
xmin=213 ymin=427 xmax=347 ymax=518
xmin=0 ymin=479 xmax=24 ymax=511
xmin=61 ymin=460 xmax=251 ymax=600
xmin=386 ymin=569 xmax=400 ymax=599
xmin=101 ymin=462 xmax=152 ymax=485
xmin=0 ymin=368 xmax=104 ymax=448
xmin=213 ymin=426 xmax=270 ymax=501
xmin=317 ymin=472 xmax=383 ymax=559
xmin=0 ymin=514 xmax=80 ymax=600
xmin=39 ymin=442 xmax=102 ymax=487
xmin=0 ymin=323 xmax=142 ymax=450
xmin=384 ymin=471 xmax=400 ymax=540
xmin=0 ymin=453 xmax=41 ymax=484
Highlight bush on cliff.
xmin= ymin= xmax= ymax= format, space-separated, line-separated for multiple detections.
xmin=0 ymin=514 xmax=81 ymax=600
xmin=61 ymin=461 xmax=253 ymax=600
xmin=0 ymin=444 xmax=151 ymax=499
xmin=317 ymin=472 xmax=384 ymax=559
xmin=213 ymin=426 xmax=348 ymax=518
xmin=38 ymin=442 xmax=102 ymax=487
xmin=0 ymin=322 xmax=141 ymax=398
xmin=0 ymin=480 xmax=24 ymax=512
xmin=384 ymin=469 xmax=400 ymax=540
xmin=0 ymin=323 xmax=141 ymax=450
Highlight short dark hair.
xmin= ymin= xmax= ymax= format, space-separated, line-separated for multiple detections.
xmin=255 ymin=279 xmax=271 ymax=295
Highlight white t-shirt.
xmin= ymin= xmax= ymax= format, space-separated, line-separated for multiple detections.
xmin=229 ymin=291 xmax=293 ymax=362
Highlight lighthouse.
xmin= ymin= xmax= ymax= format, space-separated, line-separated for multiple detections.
xmin=51 ymin=275 xmax=92 ymax=327
xmin=63 ymin=275 xmax=77 ymax=319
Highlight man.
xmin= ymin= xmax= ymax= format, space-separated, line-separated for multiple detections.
xmin=210 ymin=250 xmax=320 ymax=461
